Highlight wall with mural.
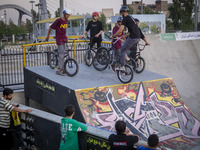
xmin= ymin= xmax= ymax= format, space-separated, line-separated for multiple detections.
xmin=75 ymin=78 xmax=200 ymax=149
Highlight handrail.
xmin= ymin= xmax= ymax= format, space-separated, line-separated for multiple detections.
xmin=22 ymin=40 xmax=111 ymax=67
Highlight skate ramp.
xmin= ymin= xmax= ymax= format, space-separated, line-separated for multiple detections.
xmin=141 ymin=35 xmax=200 ymax=117
xmin=75 ymin=78 xmax=200 ymax=149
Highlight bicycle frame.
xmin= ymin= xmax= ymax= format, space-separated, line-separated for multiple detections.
xmin=135 ymin=43 xmax=146 ymax=59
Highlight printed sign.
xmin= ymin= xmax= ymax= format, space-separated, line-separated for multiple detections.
xmin=175 ymin=32 xmax=200 ymax=41
xmin=86 ymin=134 xmax=110 ymax=150
xmin=36 ymin=77 xmax=55 ymax=94
xmin=160 ymin=33 xmax=176 ymax=41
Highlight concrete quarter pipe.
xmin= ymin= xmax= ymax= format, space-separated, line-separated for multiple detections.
xmin=75 ymin=78 xmax=200 ymax=149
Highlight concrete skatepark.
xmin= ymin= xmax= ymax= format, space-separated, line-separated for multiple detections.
xmin=2 ymin=34 xmax=200 ymax=149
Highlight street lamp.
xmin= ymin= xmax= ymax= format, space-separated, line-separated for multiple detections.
xmin=35 ymin=3 xmax=42 ymax=34
xmin=30 ymin=0 xmax=35 ymax=42
xmin=194 ymin=0 xmax=198 ymax=31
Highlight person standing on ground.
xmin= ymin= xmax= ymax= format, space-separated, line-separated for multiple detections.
xmin=81 ymin=12 xmax=104 ymax=49
xmin=59 ymin=105 xmax=87 ymax=150
xmin=111 ymin=5 xmax=141 ymax=71
xmin=46 ymin=9 xmax=71 ymax=76
xmin=0 ymin=88 xmax=32 ymax=150
xmin=109 ymin=120 xmax=140 ymax=150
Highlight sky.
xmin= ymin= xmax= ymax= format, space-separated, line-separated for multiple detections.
xmin=0 ymin=0 xmax=173 ymax=25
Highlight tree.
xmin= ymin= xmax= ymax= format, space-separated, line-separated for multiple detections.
xmin=139 ymin=22 xmax=149 ymax=30
xmin=144 ymin=7 xmax=158 ymax=14
xmin=127 ymin=5 xmax=134 ymax=14
xmin=47 ymin=10 xmax=51 ymax=18
xmin=168 ymin=0 xmax=194 ymax=31
xmin=55 ymin=8 xmax=60 ymax=17
xmin=150 ymin=24 xmax=158 ymax=33
xmin=31 ymin=9 xmax=39 ymax=23
xmin=25 ymin=19 xmax=33 ymax=33
xmin=99 ymin=13 xmax=107 ymax=31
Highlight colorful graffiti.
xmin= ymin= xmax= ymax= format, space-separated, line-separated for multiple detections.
xmin=75 ymin=78 xmax=200 ymax=148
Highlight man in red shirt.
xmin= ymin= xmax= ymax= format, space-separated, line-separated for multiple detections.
xmin=46 ymin=9 xmax=71 ymax=76
xmin=112 ymin=17 xmax=124 ymax=54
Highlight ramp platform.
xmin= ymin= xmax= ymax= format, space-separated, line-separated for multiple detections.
xmin=24 ymin=65 xmax=200 ymax=149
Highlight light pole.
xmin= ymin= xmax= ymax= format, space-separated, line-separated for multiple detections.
xmin=60 ymin=0 xmax=64 ymax=17
xmin=35 ymin=3 xmax=42 ymax=35
xmin=30 ymin=0 xmax=35 ymax=41
xmin=194 ymin=0 xmax=198 ymax=31
xmin=141 ymin=0 xmax=143 ymax=14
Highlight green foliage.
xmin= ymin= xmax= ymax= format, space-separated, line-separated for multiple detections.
xmin=47 ymin=10 xmax=51 ymax=18
xmin=127 ymin=5 xmax=134 ymax=14
xmin=144 ymin=7 xmax=158 ymax=14
xmin=25 ymin=19 xmax=33 ymax=33
xmin=55 ymin=8 xmax=60 ymax=17
xmin=168 ymin=0 xmax=194 ymax=31
xmin=31 ymin=9 xmax=39 ymax=23
xmin=166 ymin=20 xmax=174 ymax=31
xmin=139 ymin=22 xmax=149 ymax=30
xmin=0 ymin=18 xmax=33 ymax=41
xmin=150 ymin=24 xmax=159 ymax=33
xmin=99 ymin=13 xmax=108 ymax=31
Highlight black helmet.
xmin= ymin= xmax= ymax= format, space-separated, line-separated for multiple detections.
xmin=134 ymin=18 xmax=139 ymax=22
xmin=120 ymin=5 xmax=129 ymax=13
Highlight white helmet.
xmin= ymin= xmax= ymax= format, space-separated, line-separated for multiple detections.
xmin=63 ymin=9 xmax=72 ymax=15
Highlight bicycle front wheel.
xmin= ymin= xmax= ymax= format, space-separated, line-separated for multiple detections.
xmin=84 ymin=50 xmax=93 ymax=66
xmin=48 ymin=52 xmax=58 ymax=69
xmin=64 ymin=58 xmax=79 ymax=77
xmin=117 ymin=65 xmax=134 ymax=84
xmin=135 ymin=57 xmax=145 ymax=74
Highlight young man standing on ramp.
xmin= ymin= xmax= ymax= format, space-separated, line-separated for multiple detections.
xmin=46 ymin=9 xmax=71 ymax=76
xmin=112 ymin=5 xmax=141 ymax=71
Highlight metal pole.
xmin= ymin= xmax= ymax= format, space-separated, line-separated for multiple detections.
xmin=60 ymin=0 xmax=64 ymax=17
xmin=141 ymin=0 xmax=143 ymax=14
xmin=30 ymin=1 xmax=35 ymax=41
xmin=194 ymin=0 xmax=198 ymax=31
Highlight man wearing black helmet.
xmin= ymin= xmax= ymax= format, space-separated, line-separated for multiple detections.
xmin=112 ymin=5 xmax=141 ymax=70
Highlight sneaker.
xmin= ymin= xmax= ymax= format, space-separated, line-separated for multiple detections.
xmin=115 ymin=66 xmax=125 ymax=71
xmin=56 ymin=70 xmax=67 ymax=76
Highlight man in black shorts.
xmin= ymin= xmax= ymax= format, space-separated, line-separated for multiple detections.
xmin=109 ymin=120 xmax=140 ymax=150
xmin=81 ymin=12 xmax=104 ymax=49
xmin=112 ymin=5 xmax=141 ymax=70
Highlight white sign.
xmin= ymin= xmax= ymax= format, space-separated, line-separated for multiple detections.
xmin=175 ymin=32 xmax=200 ymax=41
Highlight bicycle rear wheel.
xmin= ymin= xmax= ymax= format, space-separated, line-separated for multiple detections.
xmin=135 ymin=57 xmax=145 ymax=73
xmin=64 ymin=58 xmax=79 ymax=77
xmin=96 ymin=47 xmax=110 ymax=65
xmin=92 ymin=56 xmax=109 ymax=71
xmin=117 ymin=64 xmax=134 ymax=84
xmin=84 ymin=50 xmax=93 ymax=66
xmin=48 ymin=51 xmax=58 ymax=69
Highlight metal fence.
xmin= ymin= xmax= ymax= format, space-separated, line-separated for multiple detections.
xmin=0 ymin=40 xmax=111 ymax=87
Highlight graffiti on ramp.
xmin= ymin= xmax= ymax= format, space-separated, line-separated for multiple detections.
xmin=75 ymin=78 xmax=200 ymax=148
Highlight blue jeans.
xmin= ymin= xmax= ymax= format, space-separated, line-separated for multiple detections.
xmin=120 ymin=37 xmax=140 ymax=66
